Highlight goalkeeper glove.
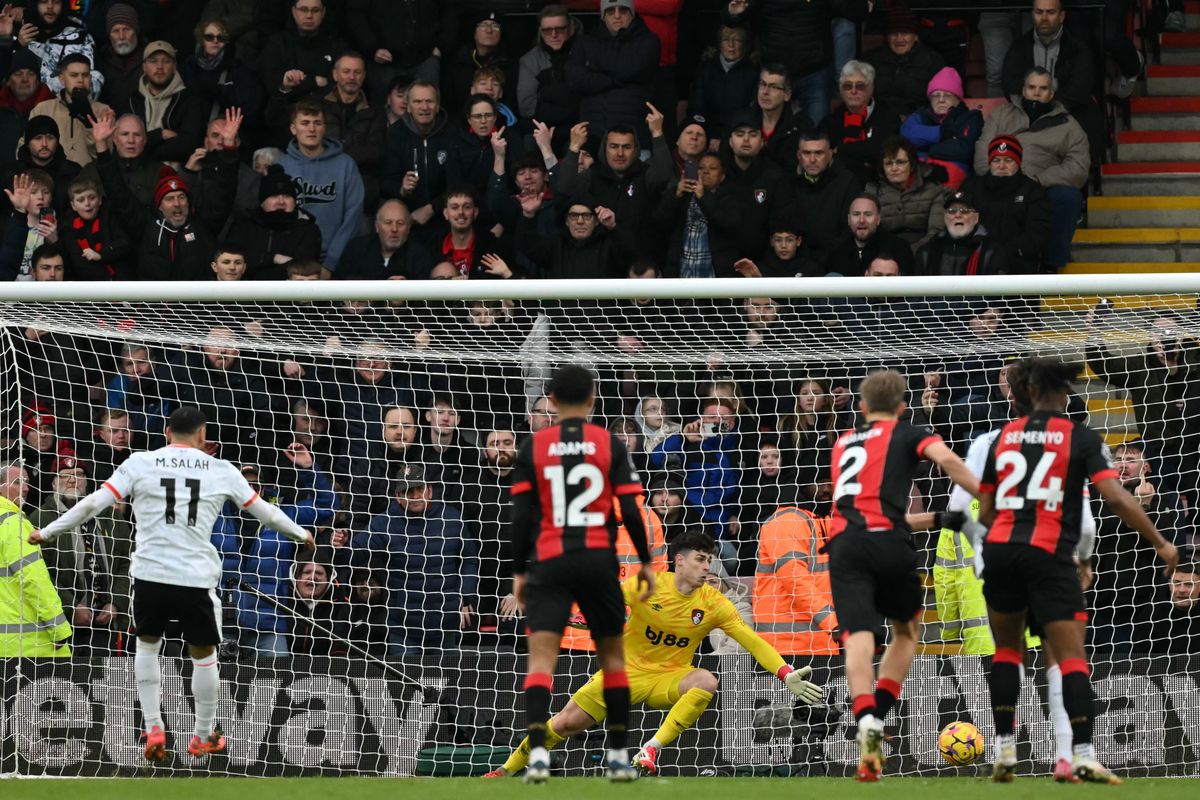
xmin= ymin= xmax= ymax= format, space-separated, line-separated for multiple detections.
xmin=778 ymin=665 xmax=822 ymax=705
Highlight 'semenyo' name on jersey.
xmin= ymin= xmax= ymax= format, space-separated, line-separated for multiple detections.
xmin=1003 ymin=430 xmax=1065 ymax=446
xmin=844 ymin=427 xmax=884 ymax=445
xmin=547 ymin=441 xmax=596 ymax=456
xmin=154 ymin=457 xmax=211 ymax=470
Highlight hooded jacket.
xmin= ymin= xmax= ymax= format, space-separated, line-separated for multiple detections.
xmin=381 ymin=108 xmax=453 ymax=211
xmin=566 ymin=13 xmax=660 ymax=143
xmin=0 ymin=142 xmax=82 ymax=217
xmin=26 ymin=13 xmax=103 ymax=99
xmin=126 ymin=72 xmax=207 ymax=162
xmin=974 ymin=98 xmax=1091 ymax=189
xmin=278 ymin=137 xmax=366 ymax=268
xmin=224 ymin=206 xmax=323 ymax=280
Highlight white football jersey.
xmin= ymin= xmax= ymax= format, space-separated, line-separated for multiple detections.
xmin=103 ymin=445 xmax=258 ymax=588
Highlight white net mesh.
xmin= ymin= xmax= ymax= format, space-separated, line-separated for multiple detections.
xmin=0 ymin=277 xmax=1197 ymax=777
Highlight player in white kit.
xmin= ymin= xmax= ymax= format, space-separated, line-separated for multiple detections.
xmin=30 ymin=407 xmax=315 ymax=762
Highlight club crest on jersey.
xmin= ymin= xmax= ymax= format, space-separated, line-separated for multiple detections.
xmin=691 ymin=609 xmax=704 ymax=625
xmin=754 ymin=189 xmax=766 ymax=204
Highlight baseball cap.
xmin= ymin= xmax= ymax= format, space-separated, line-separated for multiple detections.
xmin=143 ymin=40 xmax=177 ymax=61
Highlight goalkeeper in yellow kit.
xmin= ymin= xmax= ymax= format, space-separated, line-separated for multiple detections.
xmin=486 ymin=530 xmax=824 ymax=778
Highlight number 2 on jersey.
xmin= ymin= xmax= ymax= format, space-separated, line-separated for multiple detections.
xmin=543 ymin=463 xmax=604 ymax=527
xmin=833 ymin=446 xmax=868 ymax=500
xmin=161 ymin=478 xmax=202 ymax=525
xmin=995 ymin=450 xmax=1064 ymax=511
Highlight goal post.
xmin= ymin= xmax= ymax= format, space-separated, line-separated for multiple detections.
xmin=0 ymin=275 xmax=1197 ymax=778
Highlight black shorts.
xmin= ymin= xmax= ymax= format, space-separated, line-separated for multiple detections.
xmin=828 ymin=529 xmax=922 ymax=635
xmin=133 ymin=579 xmax=223 ymax=646
xmin=981 ymin=543 xmax=1085 ymax=627
xmin=525 ymin=549 xmax=625 ymax=639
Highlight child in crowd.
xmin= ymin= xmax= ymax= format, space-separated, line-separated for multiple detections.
xmin=61 ymin=176 xmax=130 ymax=280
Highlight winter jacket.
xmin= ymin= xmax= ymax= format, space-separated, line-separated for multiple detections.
xmin=899 ymin=102 xmax=983 ymax=171
xmin=278 ymin=137 xmax=366 ymax=268
xmin=0 ymin=82 xmax=54 ymax=118
xmin=61 ymin=205 xmax=134 ymax=280
xmin=178 ymin=45 xmax=264 ymax=134
xmin=26 ymin=17 xmax=104 ymax=99
xmin=790 ymin=162 xmax=862 ymax=267
xmin=566 ymin=14 xmax=660 ymax=143
xmin=259 ymin=20 xmax=348 ymax=104
xmin=446 ymin=123 xmax=519 ymax=195
xmin=229 ymin=467 xmax=338 ymax=634
xmin=381 ymin=108 xmax=453 ymax=211
xmin=654 ymin=179 xmax=747 ymax=278
xmin=721 ymin=154 xmax=796 ymax=260
xmin=762 ymin=105 xmax=812 ymax=174
xmin=517 ymin=26 xmax=580 ymax=126
xmin=355 ymin=500 xmax=480 ymax=636
xmin=0 ymin=497 xmax=71 ymax=658
xmin=316 ymin=90 xmax=387 ymax=177
xmin=97 ymin=43 xmax=142 ymax=112
xmin=865 ymin=165 xmax=947 ymax=252
xmin=441 ymin=44 xmax=516 ymax=119
xmin=959 ymin=172 xmax=1052 ymax=274
xmin=649 ymin=431 xmax=741 ymax=541
xmin=1002 ymin=28 xmax=1098 ymax=117
xmin=287 ymin=575 xmax=353 ymax=657
xmin=312 ymin=367 xmax=419 ymax=476
xmin=515 ymin=211 xmax=633 ymax=281
xmin=346 ymin=0 xmax=456 ymax=72
xmin=914 ymin=226 xmax=1009 ymax=277
xmin=687 ymin=56 xmax=759 ymax=142
xmin=125 ymin=74 xmax=207 ymax=163
xmin=821 ymin=99 xmax=903 ymax=184
xmin=27 ymin=94 xmax=112 ymax=167
xmin=726 ymin=0 xmax=869 ymax=79
xmin=640 ymin=0 xmax=683 ymax=66
xmin=0 ymin=144 xmax=82 ymax=218
xmin=224 ymin=207 xmax=323 ymax=281
xmin=863 ymin=42 xmax=945 ymax=117
xmin=973 ymin=99 xmax=1091 ymax=189
xmin=333 ymin=232 xmax=434 ymax=280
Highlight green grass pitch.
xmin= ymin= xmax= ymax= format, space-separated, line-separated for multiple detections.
xmin=0 ymin=777 xmax=1196 ymax=800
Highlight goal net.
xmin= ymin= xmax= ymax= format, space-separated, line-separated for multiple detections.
xmin=0 ymin=275 xmax=1197 ymax=778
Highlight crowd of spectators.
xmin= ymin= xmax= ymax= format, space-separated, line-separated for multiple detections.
xmin=1 ymin=0 xmax=1197 ymax=663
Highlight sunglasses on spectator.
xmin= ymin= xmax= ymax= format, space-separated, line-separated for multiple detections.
xmin=540 ymin=25 xmax=569 ymax=35
xmin=841 ymin=81 xmax=870 ymax=91
xmin=203 ymin=33 xmax=228 ymax=42
xmin=468 ymin=112 xmax=496 ymax=121
xmin=567 ymin=211 xmax=596 ymax=221
xmin=946 ymin=207 xmax=976 ymax=216
xmin=883 ymin=158 xmax=910 ymax=167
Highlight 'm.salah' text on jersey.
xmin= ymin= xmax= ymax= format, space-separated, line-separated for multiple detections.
xmin=103 ymin=445 xmax=259 ymax=588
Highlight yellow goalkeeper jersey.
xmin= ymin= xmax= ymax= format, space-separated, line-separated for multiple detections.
xmin=620 ymin=571 xmax=786 ymax=675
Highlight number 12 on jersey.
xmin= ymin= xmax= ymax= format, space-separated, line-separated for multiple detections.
xmin=543 ymin=464 xmax=604 ymax=527
xmin=995 ymin=450 xmax=1064 ymax=512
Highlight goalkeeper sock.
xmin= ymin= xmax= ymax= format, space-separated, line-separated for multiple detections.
xmin=989 ymin=647 xmax=1022 ymax=736
xmin=651 ymin=688 xmax=714 ymax=748
xmin=523 ymin=672 xmax=553 ymax=750
xmin=191 ymin=654 xmax=220 ymax=739
xmin=1046 ymin=664 xmax=1072 ymax=762
xmin=135 ymin=638 xmax=163 ymax=730
xmin=1059 ymin=658 xmax=1094 ymax=746
xmin=602 ymin=670 xmax=631 ymax=752
xmin=874 ymin=677 xmax=901 ymax=719
xmin=502 ymin=721 xmax=566 ymax=774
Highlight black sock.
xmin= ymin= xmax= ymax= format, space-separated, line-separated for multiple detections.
xmin=874 ymin=678 xmax=901 ymax=718
xmin=603 ymin=685 xmax=631 ymax=751
xmin=1061 ymin=671 xmax=1094 ymax=746
xmin=524 ymin=675 xmax=553 ymax=750
xmin=989 ymin=661 xmax=1020 ymax=736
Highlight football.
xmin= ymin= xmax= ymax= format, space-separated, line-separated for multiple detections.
xmin=938 ymin=721 xmax=985 ymax=766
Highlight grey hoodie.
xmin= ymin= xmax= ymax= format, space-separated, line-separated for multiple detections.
xmin=279 ymin=137 xmax=366 ymax=267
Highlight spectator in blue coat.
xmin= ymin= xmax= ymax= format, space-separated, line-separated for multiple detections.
xmin=649 ymin=396 xmax=741 ymax=572
xmin=354 ymin=464 xmax=479 ymax=659
xmin=224 ymin=446 xmax=338 ymax=656
xmin=899 ymin=67 xmax=982 ymax=188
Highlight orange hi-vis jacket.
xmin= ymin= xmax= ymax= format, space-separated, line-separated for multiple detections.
xmin=561 ymin=496 xmax=668 ymax=652
xmin=753 ymin=506 xmax=839 ymax=656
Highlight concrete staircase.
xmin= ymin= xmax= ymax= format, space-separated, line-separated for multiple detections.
xmin=1062 ymin=5 xmax=1200 ymax=445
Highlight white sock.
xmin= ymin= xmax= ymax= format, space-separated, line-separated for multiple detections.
xmin=646 ymin=737 xmax=663 ymax=751
xmin=607 ymin=748 xmax=629 ymax=764
xmin=1073 ymin=742 xmax=1096 ymax=761
xmin=135 ymin=638 xmax=163 ymax=730
xmin=191 ymin=655 xmax=220 ymax=739
xmin=1046 ymin=664 xmax=1072 ymax=762
xmin=857 ymin=713 xmax=879 ymax=729
xmin=995 ymin=733 xmax=1016 ymax=754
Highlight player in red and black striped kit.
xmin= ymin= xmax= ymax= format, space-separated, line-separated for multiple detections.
xmin=508 ymin=364 xmax=655 ymax=784
xmin=828 ymin=370 xmax=981 ymax=782
xmin=979 ymin=357 xmax=1178 ymax=784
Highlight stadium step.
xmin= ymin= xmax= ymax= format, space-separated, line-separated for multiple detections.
xmin=1086 ymin=195 xmax=1200 ymax=226
xmin=1115 ymin=131 xmax=1200 ymax=161
xmin=1070 ymin=226 xmax=1200 ymax=262
xmin=1101 ymin=172 xmax=1200 ymax=194
xmin=1146 ymin=65 xmax=1200 ymax=95
xmin=1129 ymin=96 xmax=1200 ymax=128
xmin=1159 ymin=31 xmax=1200 ymax=63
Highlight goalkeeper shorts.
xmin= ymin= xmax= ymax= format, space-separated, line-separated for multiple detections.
xmin=572 ymin=667 xmax=695 ymax=723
